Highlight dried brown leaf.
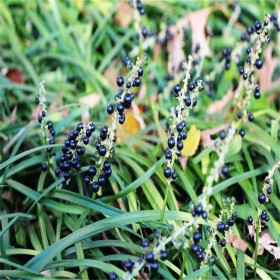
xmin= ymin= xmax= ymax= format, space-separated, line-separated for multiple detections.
xmin=188 ymin=8 xmax=212 ymax=56
xmin=138 ymin=83 xmax=147 ymax=99
xmin=82 ymin=109 xmax=90 ymax=124
xmin=201 ymin=124 xmax=228 ymax=147
xmin=179 ymin=156 xmax=188 ymax=171
xmin=258 ymin=230 xmax=280 ymax=259
xmin=167 ymin=30 xmax=185 ymax=71
xmin=79 ymin=93 xmax=101 ymax=108
xmin=153 ymin=43 xmax=162 ymax=61
xmin=207 ymin=89 xmax=233 ymax=114
xmin=259 ymin=230 xmax=275 ymax=248
xmin=5 ymin=68 xmax=25 ymax=84
xmin=248 ymin=224 xmax=256 ymax=237
xmin=258 ymin=45 xmax=278 ymax=91
xmin=228 ymin=233 xmax=248 ymax=252
xmin=114 ymin=2 xmax=133 ymax=27
xmin=104 ymin=60 xmax=118 ymax=87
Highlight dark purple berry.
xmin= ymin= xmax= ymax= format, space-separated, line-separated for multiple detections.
xmin=258 ymin=193 xmax=266 ymax=204
xmin=117 ymin=76 xmax=124 ymax=87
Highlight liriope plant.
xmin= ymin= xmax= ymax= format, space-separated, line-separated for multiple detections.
xmin=111 ymin=12 xmax=280 ymax=280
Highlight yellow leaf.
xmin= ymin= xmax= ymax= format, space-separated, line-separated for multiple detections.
xmin=117 ymin=111 xmax=141 ymax=142
xmin=182 ymin=125 xmax=201 ymax=157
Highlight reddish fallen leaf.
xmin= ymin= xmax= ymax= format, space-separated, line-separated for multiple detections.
xmin=153 ymin=42 xmax=162 ymax=61
xmin=258 ymin=44 xmax=279 ymax=91
xmin=228 ymin=233 xmax=248 ymax=252
xmin=82 ymin=109 xmax=90 ymax=124
xmin=79 ymin=93 xmax=101 ymax=108
xmin=5 ymin=68 xmax=25 ymax=84
xmin=138 ymin=83 xmax=147 ymax=99
xmin=207 ymin=89 xmax=233 ymax=114
xmin=104 ymin=60 xmax=118 ymax=87
xmin=114 ymin=2 xmax=133 ymax=28
xmin=167 ymin=29 xmax=185 ymax=71
xmin=187 ymin=8 xmax=212 ymax=57
xmin=201 ymin=124 xmax=228 ymax=147
xmin=32 ymin=106 xmax=41 ymax=121
xmin=179 ymin=156 xmax=188 ymax=171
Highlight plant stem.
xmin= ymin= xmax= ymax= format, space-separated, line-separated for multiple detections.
xmin=253 ymin=217 xmax=260 ymax=279
xmin=160 ymin=182 xmax=171 ymax=222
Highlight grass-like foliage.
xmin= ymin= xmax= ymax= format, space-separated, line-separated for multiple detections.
xmin=0 ymin=1 xmax=279 ymax=280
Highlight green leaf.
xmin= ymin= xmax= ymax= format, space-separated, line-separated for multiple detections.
xmin=237 ymin=250 xmax=245 ymax=280
xmin=225 ymin=135 xmax=242 ymax=159
xmin=25 ymin=210 xmax=190 ymax=271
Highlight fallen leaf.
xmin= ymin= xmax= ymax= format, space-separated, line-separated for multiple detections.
xmin=116 ymin=104 xmax=145 ymax=142
xmin=32 ymin=106 xmax=41 ymax=121
xmin=82 ymin=109 xmax=90 ymax=123
xmin=228 ymin=233 xmax=248 ymax=252
xmin=181 ymin=125 xmax=201 ymax=157
xmin=258 ymin=44 xmax=278 ymax=91
xmin=131 ymin=102 xmax=145 ymax=130
xmin=138 ymin=83 xmax=147 ymax=99
xmin=153 ymin=42 xmax=162 ymax=61
xmin=248 ymin=224 xmax=255 ymax=237
xmin=179 ymin=156 xmax=188 ymax=171
xmin=167 ymin=29 xmax=185 ymax=72
xmin=104 ymin=60 xmax=118 ymax=87
xmin=79 ymin=93 xmax=101 ymax=108
xmin=258 ymin=230 xmax=280 ymax=259
xmin=114 ymin=2 xmax=133 ymax=27
xmin=187 ymin=8 xmax=212 ymax=57
xmin=207 ymin=89 xmax=233 ymax=114
xmin=201 ymin=124 xmax=228 ymax=147
xmin=5 ymin=68 xmax=25 ymax=84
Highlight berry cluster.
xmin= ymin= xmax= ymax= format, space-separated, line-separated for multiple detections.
xmin=55 ymin=122 xmax=95 ymax=180
xmin=195 ymin=197 xmax=236 ymax=269
xmin=129 ymin=0 xmax=145 ymax=15
xmin=191 ymin=231 xmax=205 ymax=263
xmin=140 ymin=26 xmax=153 ymax=40
xmin=222 ymin=47 xmax=232 ymax=70
xmin=82 ymin=56 xmax=146 ymax=193
xmin=240 ymin=13 xmax=279 ymax=43
xmin=208 ymin=14 xmax=280 ymax=191
xmin=270 ymin=13 xmax=280 ymax=31
xmin=260 ymin=210 xmax=269 ymax=226
xmin=218 ymin=130 xmax=231 ymax=177
xmin=164 ymin=58 xmax=204 ymax=182
xmin=191 ymin=203 xmax=208 ymax=220
xmin=120 ymin=231 xmax=168 ymax=279
xmin=35 ymin=81 xmax=56 ymax=170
